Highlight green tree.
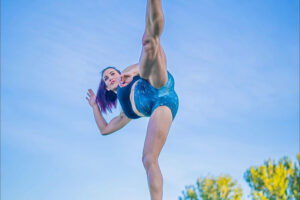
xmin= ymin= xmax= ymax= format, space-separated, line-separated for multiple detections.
xmin=244 ymin=153 xmax=300 ymax=200
xmin=179 ymin=175 xmax=243 ymax=200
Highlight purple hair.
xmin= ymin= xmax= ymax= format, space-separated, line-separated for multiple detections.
xmin=96 ymin=66 xmax=121 ymax=114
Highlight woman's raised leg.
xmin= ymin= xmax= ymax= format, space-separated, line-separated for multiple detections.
xmin=142 ymin=106 xmax=173 ymax=200
xmin=139 ymin=0 xmax=168 ymax=89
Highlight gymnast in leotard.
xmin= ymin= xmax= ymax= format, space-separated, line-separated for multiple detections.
xmin=86 ymin=1 xmax=178 ymax=199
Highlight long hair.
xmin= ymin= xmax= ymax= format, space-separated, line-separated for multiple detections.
xmin=96 ymin=66 xmax=121 ymax=113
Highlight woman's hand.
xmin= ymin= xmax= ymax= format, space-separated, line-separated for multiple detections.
xmin=86 ymin=89 xmax=97 ymax=108
xmin=119 ymin=72 xmax=133 ymax=87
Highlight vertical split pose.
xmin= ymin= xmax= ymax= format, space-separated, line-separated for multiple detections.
xmin=86 ymin=1 xmax=178 ymax=199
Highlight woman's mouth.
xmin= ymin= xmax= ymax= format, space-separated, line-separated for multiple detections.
xmin=110 ymin=80 xmax=116 ymax=85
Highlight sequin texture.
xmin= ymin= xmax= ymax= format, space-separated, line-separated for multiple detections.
xmin=134 ymin=71 xmax=179 ymax=120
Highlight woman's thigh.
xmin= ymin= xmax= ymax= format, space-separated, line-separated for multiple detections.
xmin=142 ymin=106 xmax=173 ymax=160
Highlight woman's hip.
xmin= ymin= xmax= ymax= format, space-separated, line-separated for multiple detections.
xmin=134 ymin=72 xmax=179 ymax=120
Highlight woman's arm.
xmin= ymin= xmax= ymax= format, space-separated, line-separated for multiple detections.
xmin=122 ymin=63 xmax=139 ymax=76
xmin=92 ymin=104 xmax=131 ymax=135
xmin=86 ymin=89 xmax=131 ymax=135
xmin=119 ymin=63 xmax=140 ymax=87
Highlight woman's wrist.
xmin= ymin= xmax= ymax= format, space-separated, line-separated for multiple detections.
xmin=92 ymin=104 xmax=99 ymax=110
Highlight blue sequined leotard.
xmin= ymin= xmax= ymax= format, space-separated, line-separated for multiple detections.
xmin=117 ymin=75 xmax=141 ymax=119
xmin=117 ymin=71 xmax=179 ymax=120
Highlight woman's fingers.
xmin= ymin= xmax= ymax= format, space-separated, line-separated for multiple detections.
xmin=119 ymin=79 xmax=126 ymax=87
xmin=86 ymin=89 xmax=97 ymax=107
xmin=87 ymin=89 xmax=96 ymax=99
xmin=88 ymin=89 xmax=95 ymax=96
xmin=119 ymin=75 xmax=126 ymax=85
xmin=119 ymin=82 xmax=129 ymax=88
xmin=119 ymin=73 xmax=133 ymax=87
xmin=119 ymin=75 xmax=124 ymax=82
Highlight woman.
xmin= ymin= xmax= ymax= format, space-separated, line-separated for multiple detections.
xmin=86 ymin=1 xmax=178 ymax=199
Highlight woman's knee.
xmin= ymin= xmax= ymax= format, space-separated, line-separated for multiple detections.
xmin=142 ymin=153 xmax=158 ymax=169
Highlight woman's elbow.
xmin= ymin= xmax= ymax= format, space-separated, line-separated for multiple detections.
xmin=100 ymin=129 xmax=113 ymax=136
xmin=100 ymin=131 xmax=107 ymax=136
xmin=100 ymin=128 xmax=109 ymax=136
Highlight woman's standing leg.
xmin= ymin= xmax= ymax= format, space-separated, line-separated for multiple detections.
xmin=142 ymin=106 xmax=173 ymax=200
xmin=139 ymin=1 xmax=173 ymax=199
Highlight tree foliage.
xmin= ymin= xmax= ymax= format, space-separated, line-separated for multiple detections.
xmin=179 ymin=175 xmax=243 ymax=200
xmin=178 ymin=154 xmax=299 ymax=200
xmin=244 ymin=154 xmax=300 ymax=200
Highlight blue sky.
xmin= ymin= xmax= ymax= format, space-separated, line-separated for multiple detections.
xmin=1 ymin=0 xmax=299 ymax=199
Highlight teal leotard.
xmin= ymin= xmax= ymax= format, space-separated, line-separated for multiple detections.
xmin=117 ymin=71 xmax=179 ymax=120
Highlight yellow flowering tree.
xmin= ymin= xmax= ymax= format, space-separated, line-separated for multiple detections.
xmin=244 ymin=154 xmax=300 ymax=200
xmin=178 ymin=175 xmax=243 ymax=200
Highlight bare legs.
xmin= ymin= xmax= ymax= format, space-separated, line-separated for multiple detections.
xmin=139 ymin=1 xmax=173 ymax=199
xmin=142 ymin=106 xmax=173 ymax=200
xmin=139 ymin=0 xmax=167 ymax=89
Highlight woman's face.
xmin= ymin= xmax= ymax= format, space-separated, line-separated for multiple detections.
xmin=103 ymin=68 xmax=120 ymax=92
